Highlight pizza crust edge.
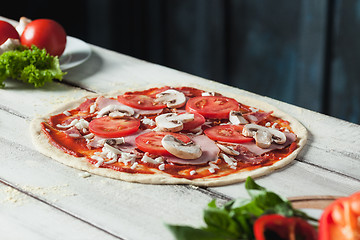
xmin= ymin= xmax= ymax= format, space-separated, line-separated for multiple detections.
xmin=30 ymin=83 xmax=307 ymax=187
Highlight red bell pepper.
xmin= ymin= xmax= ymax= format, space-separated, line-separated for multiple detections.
xmin=254 ymin=214 xmax=317 ymax=240
xmin=319 ymin=192 xmax=360 ymax=240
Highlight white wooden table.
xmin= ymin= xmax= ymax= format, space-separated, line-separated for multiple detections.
xmin=1 ymin=17 xmax=360 ymax=240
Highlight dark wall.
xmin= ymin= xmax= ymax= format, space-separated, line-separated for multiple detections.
xmin=4 ymin=0 xmax=360 ymax=124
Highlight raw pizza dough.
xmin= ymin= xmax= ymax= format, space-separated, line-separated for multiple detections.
xmin=30 ymin=83 xmax=307 ymax=186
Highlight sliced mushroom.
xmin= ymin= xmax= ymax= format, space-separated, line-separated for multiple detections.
xmin=229 ymin=111 xmax=248 ymax=125
xmin=155 ymin=113 xmax=182 ymax=132
xmin=242 ymin=123 xmax=287 ymax=149
xmin=175 ymin=112 xmax=194 ymax=123
xmin=155 ymin=113 xmax=194 ymax=132
xmin=268 ymin=128 xmax=286 ymax=144
xmin=161 ymin=135 xmax=202 ymax=159
xmin=254 ymin=129 xmax=272 ymax=148
xmin=105 ymin=137 xmax=125 ymax=146
xmin=155 ymin=89 xmax=186 ymax=108
xmin=242 ymin=124 xmax=262 ymax=138
xmin=216 ymin=143 xmax=240 ymax=156
xmin=96 ymin=104 xmax=134 ymax=118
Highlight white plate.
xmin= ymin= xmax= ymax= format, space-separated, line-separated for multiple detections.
xmin=59 ymin=36 xmax=91 ymax=70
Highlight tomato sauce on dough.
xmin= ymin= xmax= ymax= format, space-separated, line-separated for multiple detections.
xmin=40 ymin=86 xmax=297 ymax=180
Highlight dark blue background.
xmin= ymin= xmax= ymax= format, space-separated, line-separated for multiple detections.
xmin=5 ymin=0 xmax=360 ymax=124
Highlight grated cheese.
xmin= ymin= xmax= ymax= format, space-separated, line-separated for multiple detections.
xmin=201 ymin=91 xmax=215 ymax=96
xmin=155 ymin=157 xmax=164 ymax=164
xmin=158 ymin=163 xmax=165 ymax=171
xmin=219 ymin=153 xmax=237 ymax=169
xmin=131 ymin=162 xmax=139 ymax=169
xmin=75 ymin=119 xmax=89 ymax=130
xmin=91 ymin=155 xmax=105 ymax=167
xmin=63 ymin=110 xmax=71 ymax=116
xmin=141 ymin=153 xmax=156 ymax=164
xmin=141 ymin=117 xmax=156 ymax=126
xmin=119 ymin=152 xmax=137 ymax=166
xmin=56 ymin=119 xmax=79 ymax=129
xmin=141 ymin=153 xmax=163 ymax=164
xmin=68 ymin=133 xmax=81 ymax=138
xmin=216 ymin=144 xmax=239 ymax=156
xmin=208 ymin=161 xmax=220 ymax=173
xmin=83 ymin=133 xmax=94 ymax=139
xmin=89 ymin=102 xmax=97 ymax=113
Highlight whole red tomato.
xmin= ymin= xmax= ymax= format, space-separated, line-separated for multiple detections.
xmin=0 ymin=20 xmax=20 ymax=45
xmin=21 ymin=19 xmax=67 ymax=56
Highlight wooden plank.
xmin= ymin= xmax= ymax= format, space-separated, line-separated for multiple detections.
xmin=0 ymin=80 xmax=90 ymax=118
xmin=210 ymin=160 xmax=360 ymax=199
xmin=0 ymin=182 xmax=119 ymax=240
xmin=0 ymin=110 xmax=220 ymax=239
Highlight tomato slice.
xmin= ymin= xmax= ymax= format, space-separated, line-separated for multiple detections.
xmin=204 ymin=125 xmax=253 ymax=143
xmin=89 ymin=116 xmax=140 ymax=138
xmin=181 ymin=112 xmax=205 ymax=131
xmin=135 ymin=132 xmax=191 ymax=156
xmin=117 ymin=94 xmax=166 ymax=110
xmin=0 ymin=20 xmax=20 ymax=45
xmin=186 ymin=96 xmax=240 ymax=119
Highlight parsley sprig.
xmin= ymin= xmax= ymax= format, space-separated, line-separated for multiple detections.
xmin=167 ymin=177 xmax=317 ymax=240
xmin=0 ymin=46 xmax=66 ymax=88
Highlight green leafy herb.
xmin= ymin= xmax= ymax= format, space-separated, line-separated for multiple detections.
xmin=0 ymin=46 xmax=66 ymax=88
xmin=167 ymin=177 xmax=317 ymax=240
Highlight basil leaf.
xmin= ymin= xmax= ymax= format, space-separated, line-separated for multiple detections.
xmin=245 ymin=176 xmax=266 ymax=193
xmin=167 ymin=177 xmax=316 ymax=240
xmin=203 ymin=207 xmax=240 ymax=237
